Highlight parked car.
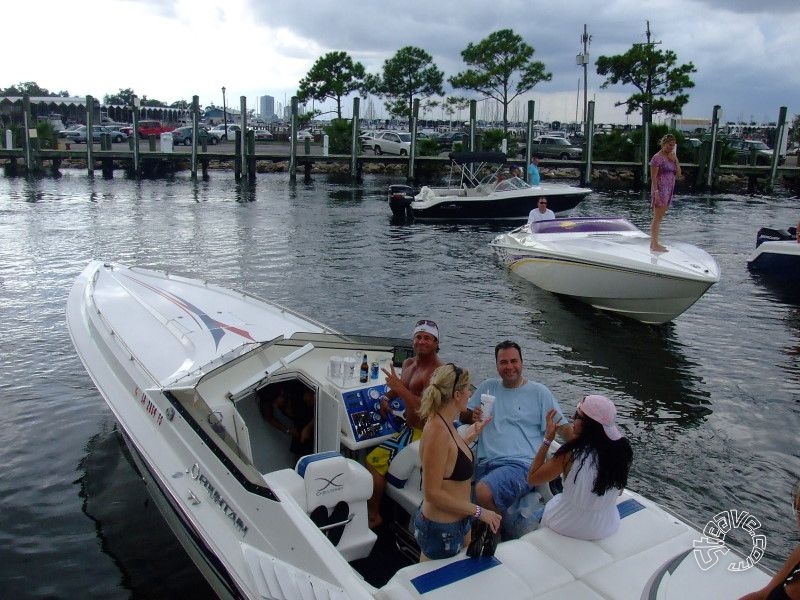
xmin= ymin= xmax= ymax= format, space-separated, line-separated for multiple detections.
xmin=170 ymin=126 xmax=219 ymax=146
xmin=372 ymin=131 xmax=412 ymax=155
xmin=295 ymin=129 xmax=314 ymax=141
xmin=58 ymin=125 xmax=86 ymax=141
xmin=523 ymin=135 xmax=583 ymax=160
xmin=728 ymin=139 xmax=781 ymax=165
xmin=73 ymin=126 xmax=129 ymax=144
xmin=359 ymin=130 xmax=380 ymax=151
xmin=251 ymin=128 xmax=273 ymax=141
xmin=129 ymin=120 xmax=174 ymax=139
xmin=208 ymin=123 xmax=240 ymax=141
xmin=435 ymin=131 xmax=463 ymax=150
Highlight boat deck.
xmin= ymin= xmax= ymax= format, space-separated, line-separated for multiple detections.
xmin=377 ymin=491 xmax=768 ymax=600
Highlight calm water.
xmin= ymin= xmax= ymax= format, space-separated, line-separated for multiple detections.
xmin=0 ymin=169 xmax=798 ymax=599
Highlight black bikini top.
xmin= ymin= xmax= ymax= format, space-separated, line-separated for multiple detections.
xmin=439 ymin=413 xmax=475 ymax=482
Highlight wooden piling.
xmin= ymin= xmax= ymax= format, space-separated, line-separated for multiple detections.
xmin=86 ymin=95 xmax=94 ymax=177
xmin=234 ymin=130 xmax=242 ymax=182
xmin=350 ymin=97 xmax=361 ymax=182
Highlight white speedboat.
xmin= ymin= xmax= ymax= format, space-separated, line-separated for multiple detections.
xmin=388 ymin=151 xmax=591 ymax=222
xmin=67 ymin=261 xmax=764 ymax=599
xmin=490 ymin=217 xmax=720 ymax=324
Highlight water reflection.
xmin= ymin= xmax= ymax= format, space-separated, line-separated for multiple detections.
xmin=235 ymin=180 xmax=257 ymax=203
xmin=749 ymin=270 xmax=800 ymax=306
xmin=504 ymin=271 xmax=711 ymax=425
xmin=78 ymin=427 xmax=216 ymax=599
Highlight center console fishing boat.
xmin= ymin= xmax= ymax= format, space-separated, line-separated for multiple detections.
xmin=388 ymin=151 xmax=591 ymax=222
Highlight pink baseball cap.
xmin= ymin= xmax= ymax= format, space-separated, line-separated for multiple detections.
xmin=578 ymin=395 xmax=622 ymax=441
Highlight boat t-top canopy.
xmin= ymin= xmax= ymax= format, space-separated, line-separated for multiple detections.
xmin=448 ymin=151 xmax=508 ymax=165
xmin=447 ymin=151 xmax=510 ymax=188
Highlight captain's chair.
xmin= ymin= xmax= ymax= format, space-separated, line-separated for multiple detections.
xmin=295 ymin=452 xmax=376 ymax=562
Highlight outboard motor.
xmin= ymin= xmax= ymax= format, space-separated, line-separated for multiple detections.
xmin=388 ymin=184 xmax=414 ymax=221
xmin=755 ymin=226 xmax=792 ymax=248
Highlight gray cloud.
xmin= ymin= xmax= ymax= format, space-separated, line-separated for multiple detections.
xmin=245 ymin=0 xmax=798 ymax=121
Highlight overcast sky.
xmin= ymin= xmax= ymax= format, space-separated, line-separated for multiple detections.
xmin=7 ymin=0 xmax=799 ymax=125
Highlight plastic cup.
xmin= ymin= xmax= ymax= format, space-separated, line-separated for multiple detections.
xmin=344 ymin=356 xmax=356 ymax=380
xmin=329 ymin=356 xmax=343 ymax=378
xmin=479 ymin=394 xmax=495 ymax=421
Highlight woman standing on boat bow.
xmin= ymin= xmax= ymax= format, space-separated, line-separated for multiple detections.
xmin=414 ymin=364 xmax=501 ymax=560
xmin=649 ymin=134 xmax=682 ymax=253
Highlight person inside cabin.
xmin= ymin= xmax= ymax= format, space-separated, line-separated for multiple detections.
xmin=414 ymin=364 xmax=501 ymax=561
xmin=460 ymin=341 xmax=570 ymax=524
xmin=528 ymin=197 xmax=555 ymax=227
xmin=526 ymin=395 xmax=633 ymax=541
xmin=739 ymin=480 xmax=800 ymax=600
xmin=510 ymin=165 xmax=523 ymax=179
xmin=366 ymin=319 xmax=443 ymax=529
xmin=258 ymin=381 xmax=315 ymax=458
xmin=795 ymin=220 xmax=799 ymax=243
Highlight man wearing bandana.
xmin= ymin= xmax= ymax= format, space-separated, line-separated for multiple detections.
xmin=366 ymin=319 xmax=443 ymax=529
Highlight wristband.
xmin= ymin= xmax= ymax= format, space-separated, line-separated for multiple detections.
xmin=542 ymin=438 xmax=552 ymax=447
xmin=474 ymin=505 xmax=482 ymax=519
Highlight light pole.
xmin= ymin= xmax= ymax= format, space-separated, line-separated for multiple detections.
xmin=222 ymin=86 xmax=227 ymax=136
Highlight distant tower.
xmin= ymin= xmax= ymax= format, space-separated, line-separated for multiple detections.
xmin=259 ymin=95 xmax=275 ymax=120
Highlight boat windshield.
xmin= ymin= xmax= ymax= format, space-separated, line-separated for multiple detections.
xmin=494 ymin=176 xmax=531 ymax=192
xmin=531 ymin=218 xmax=639 ymax=234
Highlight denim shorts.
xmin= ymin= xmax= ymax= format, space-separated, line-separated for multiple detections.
xmin=413 ymin=508 xmax=472 ymax=560
xmin=475 ymin=460 xmax=532 ymax=513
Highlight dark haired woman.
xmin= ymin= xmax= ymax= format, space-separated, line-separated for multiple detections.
xmin=527 ymin=395 xmax=632 ymax=540
xmin=414 ymin=364 xmax=502 ymax=561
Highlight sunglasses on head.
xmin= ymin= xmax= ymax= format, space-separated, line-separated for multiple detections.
xmin=447 ymin=363 xmax=463 ymax=398
xmin=416 ymin=319 xmax=438 ymax=328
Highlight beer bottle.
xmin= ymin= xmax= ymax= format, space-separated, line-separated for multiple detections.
xmin=359 ymin=354 xmax=369 ymax=383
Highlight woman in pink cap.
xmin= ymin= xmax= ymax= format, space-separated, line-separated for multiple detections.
xmin=527 ymin=395 xmax=632 ymax=540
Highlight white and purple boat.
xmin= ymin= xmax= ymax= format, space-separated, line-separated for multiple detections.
xmin=490 ymin=217 xmax=720 ymax=324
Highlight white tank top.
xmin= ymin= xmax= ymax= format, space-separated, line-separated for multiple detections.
xmin=541 ymin=451 xmax=621 ymax=540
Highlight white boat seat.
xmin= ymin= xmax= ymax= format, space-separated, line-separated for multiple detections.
xmin=385 ymin=440 xmax=423 ymax=516
xmin=267 ymin=452 xmax=376 ymax=562
xmin=385 ymin=426 xmax=473 ymax=517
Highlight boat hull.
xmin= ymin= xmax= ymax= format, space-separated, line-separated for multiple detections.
xmin=747 ymin=239 xmax=800 ymax=273
xmin=502 ymin=252 xmax=716 ymax=324
xmin=408 ymin=186 xmax=589 ymax=222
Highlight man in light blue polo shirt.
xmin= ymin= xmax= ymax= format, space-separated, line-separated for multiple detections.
xmin=462 ymin=340 xmax=571 ymax=515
